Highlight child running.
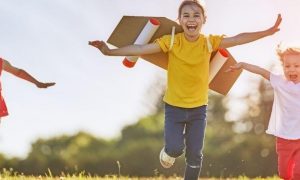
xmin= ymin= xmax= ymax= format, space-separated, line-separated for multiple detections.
xmin=227 ymin=45 xmax=300 ymax=180
xmin=89 ymin=0 xmax=282 ymax=179
xmin=0 ymin=57 xmax=55 ymax=121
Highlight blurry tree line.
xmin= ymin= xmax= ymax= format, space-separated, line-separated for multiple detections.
xmin=0 ymin=78 xmax=277 ymax=178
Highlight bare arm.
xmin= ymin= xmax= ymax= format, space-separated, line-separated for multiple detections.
xmin=2 ymin=59 xmax=55 ymax=88
xmin=226 ymin=62 xmax=270 ymax=80
xmin=88 ymin=40 xmax=162 ymax=56
xmin=219 ymin=14 xmax=282 ymax=48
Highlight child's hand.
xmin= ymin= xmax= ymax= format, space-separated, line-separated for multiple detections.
xmin=225 ymin=62 xmax=243 ymax=72
xmin=88 ymin=40 xmax=110 ymax=55
xmin=266 ymin=14 xmax=282 ymax=35
xmin=36 ymin=82 xmax=56 ymax=88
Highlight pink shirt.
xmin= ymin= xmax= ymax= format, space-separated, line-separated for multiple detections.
xmin=0 ymin=58 xmax=9 ymax=117
xmin=266 ymin=73 xmax=300 ymax=140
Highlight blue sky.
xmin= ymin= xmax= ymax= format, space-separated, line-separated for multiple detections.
xmin=0 ymin=0 xmax=299 ymax=157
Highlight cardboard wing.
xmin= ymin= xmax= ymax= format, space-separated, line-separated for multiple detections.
xmin=107 ymin=16 xmax=242 ymax=95
xmin=208 ymin=49 xmax=242 ymax=95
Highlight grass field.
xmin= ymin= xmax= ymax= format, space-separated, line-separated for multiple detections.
xmin=0 ymin=176 xmax=281 ymax=180
xmin=0 ymin=169 xmax=280 ymax=180
xmin=0 ymin=178 xmax=282 ymax=180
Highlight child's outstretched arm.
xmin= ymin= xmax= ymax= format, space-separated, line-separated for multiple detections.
xmin=226 ymin=62 xmax=270 ymax=80
xmin=219 ymin=14 xmax=282 ymax=48
xmin=88 ymin=40 xmax=161 ymax=56
xmin=2 ymin=59 xmax=55 ymax=88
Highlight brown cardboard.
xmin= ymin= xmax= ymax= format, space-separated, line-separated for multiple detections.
xmin=108 ymin=16 xmax=183 ymax=47
xmin=107 ymin=16 xmax=242 ymax=95
xmin=208 ymin=49 xmax=242 ymax=95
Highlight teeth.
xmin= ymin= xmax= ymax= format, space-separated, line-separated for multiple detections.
xmin=187 ymin=25 xmax=197 ymax=31
xmin=290 ymin=75 xmax=298 ymax=80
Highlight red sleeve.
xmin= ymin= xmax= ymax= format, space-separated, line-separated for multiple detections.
xmin=0 ymin=58 xmax=2 ymax=75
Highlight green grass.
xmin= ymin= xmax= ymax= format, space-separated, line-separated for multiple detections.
xmin=0 ymin=175 xmax=281 ymax=180
xmin=0 ymin=169 xmax=280 ymax=180
xmin=0 ymin=176 xmax=279 ymax=180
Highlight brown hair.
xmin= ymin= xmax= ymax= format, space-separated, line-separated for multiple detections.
xmin=276 ymin=43 xmax=300 ymax=63
xmin=178 ymin=0 xmax=207 ymax=23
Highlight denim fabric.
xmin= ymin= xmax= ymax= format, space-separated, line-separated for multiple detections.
xmin=164 ymin=103 xmax=207 ymax=180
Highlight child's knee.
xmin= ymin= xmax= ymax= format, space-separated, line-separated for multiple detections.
xmin=166 ymin=146 xmax=184 ymax=158
xmin=186 ymin=152 xmax=203 ymax=167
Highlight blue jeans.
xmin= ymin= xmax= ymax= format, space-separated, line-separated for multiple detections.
xmin=164 ymin=103 xmax=207 ymax=180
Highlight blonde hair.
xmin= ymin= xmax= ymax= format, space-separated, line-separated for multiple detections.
xmin=178 ymin=0 xmax=207 ymax=23
xmin=276 ymin=43 xmax=300 ymax=62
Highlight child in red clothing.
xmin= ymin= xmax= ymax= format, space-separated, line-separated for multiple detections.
xmin=0 ymin=57 xmax=55 ymax=121
xmin=227 ymin=45 xmax=300 ymax=180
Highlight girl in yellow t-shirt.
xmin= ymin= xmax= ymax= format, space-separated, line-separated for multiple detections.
xmin=89 ymin=0 xmax=282 ymax=179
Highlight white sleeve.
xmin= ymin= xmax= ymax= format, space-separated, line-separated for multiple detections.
xmin=270 ymin=73 xmax=283 ymax=89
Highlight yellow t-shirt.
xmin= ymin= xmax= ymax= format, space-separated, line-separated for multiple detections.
xmin=155 ymin=33 xmax=223 ymax=108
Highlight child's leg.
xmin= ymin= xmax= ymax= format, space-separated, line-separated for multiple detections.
xmin=164 ymin=103 xmax=186 ymax=158
xmin=184 ymin=105 xmax=207 ymax=180
xmin=291 ymin=140 xmax=300 ymax=180
xmin=276 ymin=137 xmax=294 ymax=180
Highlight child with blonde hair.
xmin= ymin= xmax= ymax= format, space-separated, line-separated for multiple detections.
xmin=227 ymin=45 xmax=300 ymax=180
xmin=89 ymin=0 xmax=282 ymax=179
